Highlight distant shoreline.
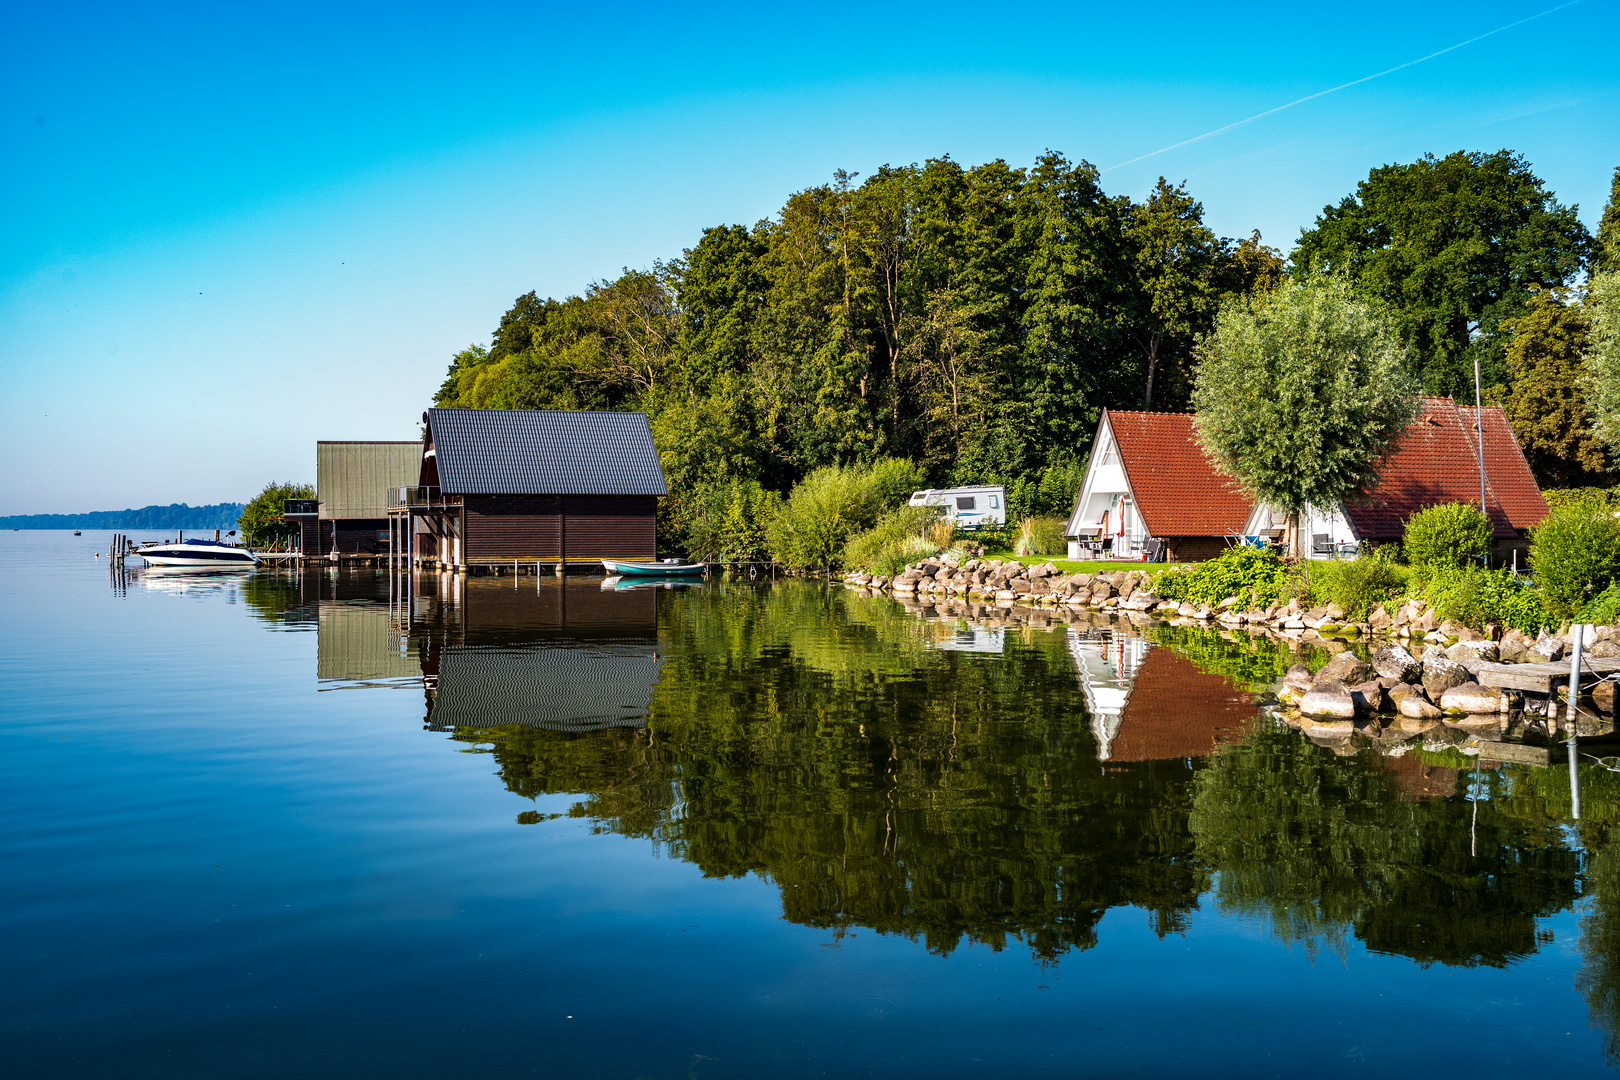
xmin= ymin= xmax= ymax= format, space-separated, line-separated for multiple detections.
xmin=0 ymin=503 xmax=245 ymax=532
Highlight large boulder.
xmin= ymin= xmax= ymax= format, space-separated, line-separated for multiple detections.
xmin=1531 ymin=631 xmax=1567 ymax=663
xmin=1372 ymin=643 xmax=1422 ymax=683
xmin=1389 ymin=682 xmax=1444 ymax=720
xmin=1438 ymin=683 xmax=1509 ymax=715
xmin=1420 ymin=656 xmax=1474 ymax=699
xmin=1447 ymin=640 xmax=1500 ymax=664
xmin=1281 ymin=664 xmax=1315 ymax=702
xmin=1317 ymin=651 xmax=1376 ymax=685
xmin=1349 ymin=679 xmax=1390 ymax=714
xmin=1300 ymin=679 xmax=1357 ymax=719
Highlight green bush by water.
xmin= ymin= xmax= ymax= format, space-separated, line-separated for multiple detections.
xmin=1402 ymin=503 xmax=1491 ymax=568
xmin=844 ymin=506 xmax=944 ymax=576
xmin=683 ymin=480 xmax=781 ymax=562
xmin=1155 ymin=547 xmax=1291 ymax=609
xmin=767 ymin=458 xmax=925 ymax=571
xmin=1410 ymin=564 xmax=1554 ymax=634
xmin=1304 ymin=556 xmax=1408 ymax=620
xmin=1577 ymin=582 xmax=1620 ymax=626
xmin=1531 ymin=501 xmax=1620 ymax=616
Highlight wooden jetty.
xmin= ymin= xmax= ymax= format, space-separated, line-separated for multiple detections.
xmin=1475 ymin=657 xmax=1620 ymax=694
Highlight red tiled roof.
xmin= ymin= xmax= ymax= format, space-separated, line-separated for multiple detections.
xmin=1342 ymin=397 xmax=1548 ymax=541
xmin=1106 ymin=411 xmax=1253 ymax=537
xmin=1109 ymin=647 xmax=1257 ymax=762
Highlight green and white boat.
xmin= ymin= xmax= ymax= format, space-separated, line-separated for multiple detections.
xmin=601 ymin=558 xmax=706 ymax=577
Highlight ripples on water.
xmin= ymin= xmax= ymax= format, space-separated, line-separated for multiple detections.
xmin=4 ymin=532 xmax=1620 ymax=1077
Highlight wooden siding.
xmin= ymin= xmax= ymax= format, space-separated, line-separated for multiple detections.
xmin=317 ymin=442 xmax=421 ymax=520
xmin=462 ymin=494 xmax=656 ymax=563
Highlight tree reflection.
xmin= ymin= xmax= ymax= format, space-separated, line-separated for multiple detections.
xmin=1190 ymin=729 xmax=1581 ymax=967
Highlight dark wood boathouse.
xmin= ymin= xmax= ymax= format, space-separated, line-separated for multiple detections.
xmin=391 ymin=408 xmax=667 ymax=569
xmin=288 ymin=441 xmax=422 ymax=556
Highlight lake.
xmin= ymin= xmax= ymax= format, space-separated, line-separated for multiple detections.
xmin=4 ymin=531 xmax=1617 ymax=1077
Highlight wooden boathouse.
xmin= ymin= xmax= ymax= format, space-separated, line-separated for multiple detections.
xmin=389 ymin=408 xmax=667 ymax=570
xmin=287 ymin=441 xmax=422 ymax=557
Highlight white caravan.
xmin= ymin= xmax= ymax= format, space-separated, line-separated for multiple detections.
xmin=908 ymin=485 xmax=1006 ymax=528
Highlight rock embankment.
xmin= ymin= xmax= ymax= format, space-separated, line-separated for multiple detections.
xmin=846 ymin=557 xmax=1164 ymax=612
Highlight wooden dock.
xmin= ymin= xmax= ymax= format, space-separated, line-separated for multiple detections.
xmin=1475 ymin=657 xmax=1620 ymax=694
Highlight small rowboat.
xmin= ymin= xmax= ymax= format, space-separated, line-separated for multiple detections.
xmin=601 ymin=558 xmax=705 ymax=577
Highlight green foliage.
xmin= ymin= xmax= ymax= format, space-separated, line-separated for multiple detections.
xmin=1530 ymin=500 xmax=1620 ymax=615
xmin=1584 ymin=272 xmax=1620 ymax=458
xmin=843 ymin=506 xmax=942 ymax=576
xmin=1013 ymin=516 xmax=1066 ymax=557
xmin=239 ymin=481 xmax=314 ymax=546
xmin=1594 ymin=167 xmax=1620 ymax=276
xmin=1293 ymin=150 xmax=1590 ymax=398
xmin=1152 ymin=546 xmax=1290 ymax=609
xmin=1191 ymin=274 xmax=1420 ymax=554
xmin=681 ymin=480 xmax=781 ymax=562
xmin=1401 ymin=502 xmax=1492 ymax=568
xmin=1544 ymin=486 xmax=1620 ymax=512
xmin=1486 ymin=288 xmax=1607 ymax=487
xmin=1305 ymin=557 xmax=1408 ymax=620
xmin=766 ymin=458 xmax=924 ymax=571
xmin=1576 ymin=582 xmax=1620 ymax=627
xmin=1411 ymin=564 xmax=1554 ymax=634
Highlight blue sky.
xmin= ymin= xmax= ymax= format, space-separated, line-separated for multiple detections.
xmin=2 ymin=0 xmax=1616 ymax=514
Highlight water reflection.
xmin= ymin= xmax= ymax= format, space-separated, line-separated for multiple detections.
xmin=269 ymin=570 xmax=1620 ymax=1046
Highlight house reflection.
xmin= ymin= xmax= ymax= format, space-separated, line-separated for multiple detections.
xmin=1068 ymin=627 xmax=1255 ymax=761
xmin=415 ymin=578 xmax=663 ymax=733
xmin=311 ymin=574 xmax=667 ymax=732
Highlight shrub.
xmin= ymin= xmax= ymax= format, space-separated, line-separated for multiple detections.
xmin=767 ymin=458 xmax=926 ymax=571
xmin=682 ymin=480 xmax=782 ymax=562
xmin=1401 ymin=502 xmax=1492 ymax=568
xmin=1152 ymin=546 xmax=1290 ymax=609
xmin=843 ymin=506 xmax=942 ymax=576
xmin=1576 ymin=581 xmax=1620 ymax=626
xmin=1530 ymin=501 xmax=1620 ymax=615
xmin=1014 ymin=516 xmax=1066 ymax=557
xmin=1543 ymin=487 xmax=1619 ymax=512
xmin=1306 ymin=557 xmax=1408 ymax=620
xmin=1414 ymin=564 xmax=1554 ymax=634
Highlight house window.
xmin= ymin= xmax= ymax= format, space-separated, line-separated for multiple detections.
xmin=1099 ymin=443 xmax=1118 ymax=467
xmin=956 ymin=497 xmax=976 ymax=510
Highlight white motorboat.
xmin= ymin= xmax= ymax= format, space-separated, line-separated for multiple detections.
xmin=131 ymin=538 xmax=259 ymax=567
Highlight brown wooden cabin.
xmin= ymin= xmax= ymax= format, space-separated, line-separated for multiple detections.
xmin=290 ymin=441 xmax=422 ymax=556
xmin=394 ymin=408 xmax=668 ymax=569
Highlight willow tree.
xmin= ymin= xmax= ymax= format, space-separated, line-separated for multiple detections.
xmin=1191 ymin=274 xmax=1419 ymax=556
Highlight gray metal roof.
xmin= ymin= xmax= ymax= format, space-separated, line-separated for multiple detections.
xmin=425 ymin=408 xmax=668 ymax=496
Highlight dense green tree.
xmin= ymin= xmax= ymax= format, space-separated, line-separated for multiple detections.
xmin=238 ymin=481 xmax=314 ymax=546
xmin=1585 ymin=273 xmax=1620 ymax=457
xmin=1485 ymin=288 xmax=1607 ymax=487
xmin=1293 ymin=151 xmax=1590 ymax=398
xmin=1594 ymin=167 xmax=1620 ymax=276
xmin=1191 ymin=274 xmax=1421 ymax=556
xmin=1120 ymin=178 xmax=1227 ymax=409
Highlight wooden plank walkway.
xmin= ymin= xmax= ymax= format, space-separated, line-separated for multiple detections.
xmin=1475 ymin=656 xmax=1620 ymax=694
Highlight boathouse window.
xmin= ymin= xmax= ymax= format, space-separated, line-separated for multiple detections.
xmin=956 ymin=497 xmax=976 ymax=510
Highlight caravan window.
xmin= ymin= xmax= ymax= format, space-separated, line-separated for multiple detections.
xmin=989 ymin=495 xmax=999 ymax=509
xmin=956 ymin=497 xmax=976 ymax=510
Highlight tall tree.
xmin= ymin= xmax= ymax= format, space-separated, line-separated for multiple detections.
xmin=1594 ymin=167 xmax=1620 ymax=276
xmin=1486 ymin=288 xmax=1607 ymax=487
xmin=1583 ymin=272 xmax=1620 ymax=458
xmin=1119 ymin=178 xmax=1226 ymax=409
xmin=1192 ymin=274 xmax=1421 ymax=556
xmin=1293 ymin=151 xmax=1590 ymax=398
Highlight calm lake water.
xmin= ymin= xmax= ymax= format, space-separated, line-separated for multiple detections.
xmin=5 ymin=531 xmax=1620 ymax=1077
